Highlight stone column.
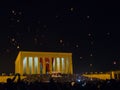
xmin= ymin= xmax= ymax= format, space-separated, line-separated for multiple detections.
xmin=29 ymin=57 xmax=33 ymax=75
xmin=63 ymin=57 xmax=66 ymax=74
xmin=68 ymin=57 xmax=70 ymax=74
xmin=26 ymin=57 xmax=29 ymax=74
xmin=20 ymin=57 xmax=24 ymax=75
xmin=33 ymin=57 xmax=37 ymax=74
xmin=42 ymin=57 xmax=46 ymax=74
xmin=111 ymin=71 xmax=115 ymax=79
xmin=38 ymin=58 xmax=40 ymax=74
xmin=60 ymin=57 xmax=62 ymax=73
xmin=61 ymin=57 xmax=64 ymax=74
xmin=49 ymin=57 xmax=52 ymax=74
xmin=52 ymin=58 xmax=55 ymax=72
xmin=55 ymin=57 xmax=57 ymax=72
xmin=69 ymin=56 xmax=73 ymax=74
xmin=66 ymin=57 xmax=68 ymax=74
xmin=32 ymin=57 xmax=34 ymax=74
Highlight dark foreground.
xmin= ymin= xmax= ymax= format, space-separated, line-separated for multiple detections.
xmin=0 ymin=79 xmax=120 ymax=90
xmin=0 ymin=74 xmax=120 ymax=90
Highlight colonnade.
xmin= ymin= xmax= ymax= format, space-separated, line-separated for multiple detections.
xmin=15 ymin=51 xmax=73 ymax=75
xmin=22 ymin=56 xmax=72 ymax=75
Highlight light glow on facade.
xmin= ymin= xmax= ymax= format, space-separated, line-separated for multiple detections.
xmin=34 ymin=57 xmax=38 ymax=74
xmin=23 ymin=57 xmax=27 ymax=74
xmin=61 ymin=58 xmax=64 ymax=73
xmin=57 ymin=57 xmax=60 ymax=72
xmin=15 ymin=51 xmax=73 ymax=75
xmin=29 ymin=57 xmax=33 ymax=74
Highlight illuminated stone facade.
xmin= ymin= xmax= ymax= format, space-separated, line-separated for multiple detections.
xmin=15 ymin=51 xmax=73 ymax=75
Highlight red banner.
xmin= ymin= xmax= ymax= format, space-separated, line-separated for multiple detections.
xmin=40 ymin=58 xmax=43 ymax=64
xmin=45 ymin=58 xmax=50 ymax=72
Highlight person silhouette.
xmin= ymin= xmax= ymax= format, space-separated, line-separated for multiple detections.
xmin=6 ymin=73 xmax=21 ymax=90
xmin=7 ymin=73 xmax=17 ymax=84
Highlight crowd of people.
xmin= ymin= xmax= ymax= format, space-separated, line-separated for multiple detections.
xmin=0 ymin=73 xmax=120 ymax=90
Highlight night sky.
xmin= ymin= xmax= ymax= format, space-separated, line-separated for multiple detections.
xmin=0 ymin=1 xmax=120 ymax=74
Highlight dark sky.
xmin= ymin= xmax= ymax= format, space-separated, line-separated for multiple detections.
xmin=0 ymin=0 xmax=120 ymax=74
